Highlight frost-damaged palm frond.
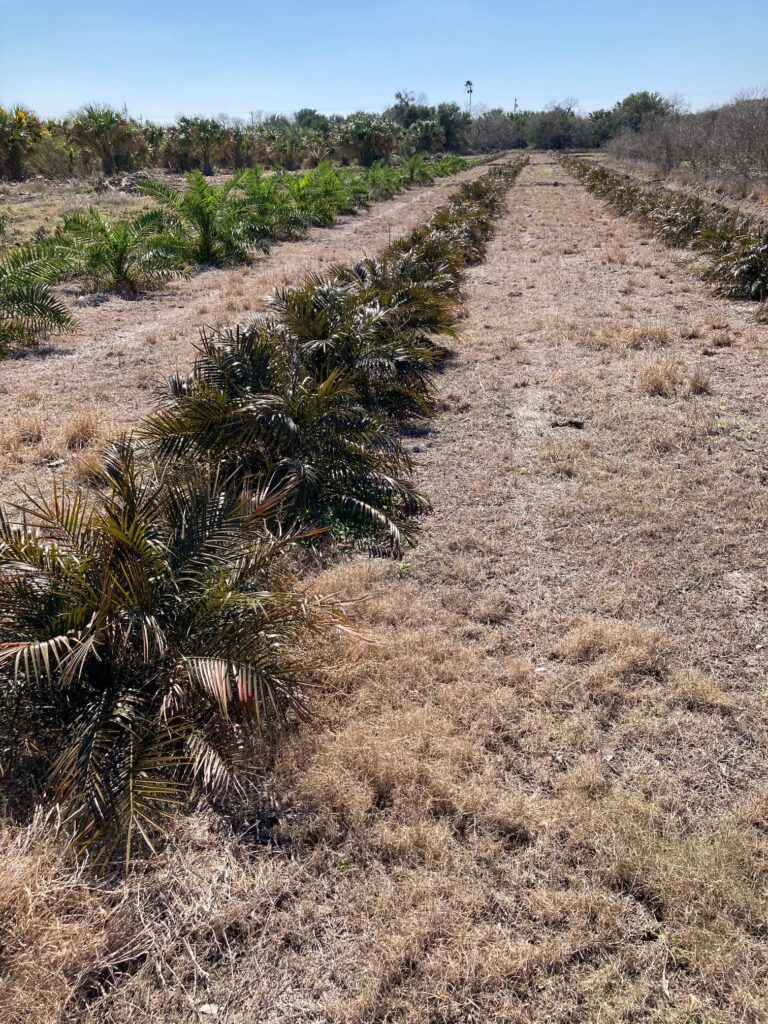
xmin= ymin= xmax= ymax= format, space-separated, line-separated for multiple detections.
xmin=0 ymin=441 xmax=339 ymax=863
xmin=0 ymin=243 xmax=75 ymax=352
xmin=266 ymin=274 xmax=452 ymax=419
xmin=142 ymin=323 xmax=431 ymax=553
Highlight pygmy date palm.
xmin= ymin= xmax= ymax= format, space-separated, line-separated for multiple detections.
xmin=139 ymin=170 xmax=272 ymax=265
xmin=60 ymin=208 xmax=188 ymax=295
xmin=0 ymin=443 xmax=332 ymax=861
xmin=0 ymin=242 xmax=75 ymax=353
xmin=143 ymin=322 xmax=430 ymax=551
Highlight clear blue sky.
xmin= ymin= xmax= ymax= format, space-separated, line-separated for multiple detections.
xmin=2 ymin=0 xmax=766 ymax=121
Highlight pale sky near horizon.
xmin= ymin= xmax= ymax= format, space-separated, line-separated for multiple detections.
xmin=3 ymin=0 xmax=766 ymax=121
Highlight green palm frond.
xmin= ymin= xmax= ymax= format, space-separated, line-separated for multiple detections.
xmin=59 ymin=206 xmax=189 ymax=294
xmin=0 ymin=242 xmax=76 ymax=352
xmin=139 ymin=170 xmax=271 ymax=265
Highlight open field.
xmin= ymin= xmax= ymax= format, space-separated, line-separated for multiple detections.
xmin=3 ymin=152 xmax=768 ymax=1021
xmin=0 ymin=176 xmax=154 ymax=243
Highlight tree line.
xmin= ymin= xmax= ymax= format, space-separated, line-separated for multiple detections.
xmin=605 ymin=91 xmax=768 ymax=182
xmin=0 ymin=92 xmax=676 ymax=181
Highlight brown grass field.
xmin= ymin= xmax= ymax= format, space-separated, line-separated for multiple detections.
xmin=3 ymin=153 xmax=768 ymax=1022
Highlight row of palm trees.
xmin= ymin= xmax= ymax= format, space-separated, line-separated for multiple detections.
xmin=562 ymin=157 xmax=768 ymax=315
xmin=0 ymin=159 xmax=528 ymax=864
xmin=0 ymin=155 xmax=472 ymax=354
xmin=0 ymin=104 xmax=458 ymax=182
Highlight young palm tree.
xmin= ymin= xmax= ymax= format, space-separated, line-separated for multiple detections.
xmin=401 ymin=152 xmax=434 ymax=185
xmin=142 ymin=322 xmax=430 ymax=551
xmin=364 ymin=161 xmax=403 ymax=200
xmin=0 ymin=242 xmax=75 ymax=353
xmin=60 ymin=208 xmax=189 ymax=295
xmin=237 ymin=168 xmax=309 ymax=239
xmin=287 ymin=162 xmax=369 ymax=225
xmin=139 ymin=170 xmax=272 ymax=265
xmin=0 ymin=442 xmax=332 ymax=861
xmin=178 ymin=116 xmax=225 ymax=176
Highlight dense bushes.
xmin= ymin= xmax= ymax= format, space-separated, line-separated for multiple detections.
xmin=69 ymin=105 xmax=149 ymax=176
xmin=607 ymin=93 xmax=768 ymax=182
xmin=562 ymin=156 xmax=768 ymax=315
xmin=0 ymin=106 xmax=48 ymax=180
xmin=467 ymin=93 xmax=676 ymax=154
xmin=1 ymin=104 xmax=473 ymax=182
xmin=0 ymin=158 xmax=528 ymax=861
xmin=0 ymin=90 xmax=693 ymax=183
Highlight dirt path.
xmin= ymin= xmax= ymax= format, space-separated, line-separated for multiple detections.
xmin=0 ymin=164 xmax=493 ymax=500
xmin=17 ymin=154 xmax=768 ymax=1022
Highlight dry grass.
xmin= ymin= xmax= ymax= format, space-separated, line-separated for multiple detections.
xmin=12 ymin=416 xmax=44 ymax=446
xmin=711 ymin=329 xmax=735 ymax=349
xmin=71 ymin=451 xmax=105 ymax=487
xmin=3 ymin=154 xmax=768 ymax=1022
xmin=606 ymin=156 xmax=768 ymax=226
xmin=636 ymin=356 xmax=681 ymax=397
xmin=64 ymin=411 xmax=99 ymax=451
xmin=626 ymin=323 xmax=670 ymax=350
xmin=0 ymin=179 xmax=153 ymax=244
xmin=688 ymin=363 xmax=713 ymax=395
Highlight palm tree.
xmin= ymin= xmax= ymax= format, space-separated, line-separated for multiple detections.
xmin=169 ymin=116 xmax=226 ymax=175
xmin=280 ymin=162 xmax=368 ymax=226
xmin=138 ymin=170 xmax=272 ymax=265
xmin=69 ymin=105 xmax=140 ymax=176
xmin=60 ymin=208 xmax=189 ymax=295
xmin=0 ymin=442 xmax=333 ymax=861
xmin=0 ymin=106 xmax=47 ymax=180
xmin=142 ymin=322 xmax=430 ymax=552
xmin=236 ymin=168 xmax=309 ymax=239
xmin=0 ymin=242 xmax=75 ymax=353
xmin=267 ymin=271 xmax=456 ymax=418
xmin=401 ymin=152 xmax=434 ymax=185
xmin=334 ymin=113 xmax=401 ymax=167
